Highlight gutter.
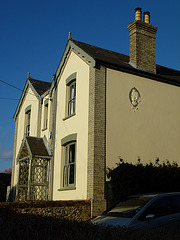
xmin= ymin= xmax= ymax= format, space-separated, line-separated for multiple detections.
xmin=97 ymin=60 xmax=180 ymax=87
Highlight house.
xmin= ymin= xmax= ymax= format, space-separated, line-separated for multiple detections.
xmin=11 ymin=8 xmax=180 ymax=217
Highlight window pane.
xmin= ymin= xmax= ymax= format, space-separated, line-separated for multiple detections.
xmin=68 ymin=82 xmax=76 ymax=116
xmin=172 ymin=195 xmax=180 ymax=212
xmin=70 ymin=85 xmax=73 ymax=99
xmin=68 ymin=100 xmax=74 ymax=115
xmin=142 ymin=197 xmax=173 ymax=219
xmin=63 ymin=165 xmax=68 ymax=187
xmin=44 ymin=104 xmax=48 ymax=128
xmin=63 ymin=142 xmax=76 ymax=187
xmin=69 ymin=164 xmax=75 ymax=184
xmin=69 ymin=144 xmax=75 ymax=163
xmin=64 ymin=146 xmax=68 ymax=165
xmin=26 ymin=125 xmax=30 ymax=136
xmin=27 ymin=112 xmax=31 ymax=123
xmin=73 ymin=99 xmax=75 ymax=113
xmin=25 ymin=110 xmax=31 ymax=136
xmin=73 ymin=83 xmax=76 ymax=98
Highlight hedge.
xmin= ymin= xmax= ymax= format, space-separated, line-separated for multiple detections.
xmin=107 ymin=159 xmax=180 ymax=205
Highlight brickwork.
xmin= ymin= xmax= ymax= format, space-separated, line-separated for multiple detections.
xmin=87 ymin=65 xmax=107 ymax=217
xmin=47 ymin=89 xmax=56 ymax=200
xmin=0 ymin=200 xmax=91 ymax=221
xmin=127 ymin=20 xmax=157 ymax=73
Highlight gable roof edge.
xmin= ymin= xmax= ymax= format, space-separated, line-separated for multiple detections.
xmin=13 ymin=79 xmax=41 ymax=120
xmin=16 ymin=136 xmax=32 ymax=163
xmin=50 ymin=39 xmax=95 ymax=93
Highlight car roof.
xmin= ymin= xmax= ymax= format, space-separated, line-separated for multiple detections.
xmin=130 ymin=192 xmax=180 ymax=198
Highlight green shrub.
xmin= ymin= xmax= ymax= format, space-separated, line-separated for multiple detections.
xmin=107 ymin=159 xmax=180 ymax=205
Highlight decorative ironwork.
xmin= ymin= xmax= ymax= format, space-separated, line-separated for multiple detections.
xmin=31 ymin=158 xmax=48 ymax=184
xmin=18 ymin=187 xmax=28 ymax=202
xmin=19 ymin=159 xmax=29 ymax=186
xmin=18 ymin=157 xmax=49 ymax=201
xmin=30 ymin=186 xmax=47 ymax=201
xmin=30 ymin=158 xmax=49 ymax=200
xmin=18 ymin=159 xmax=29 ymax=201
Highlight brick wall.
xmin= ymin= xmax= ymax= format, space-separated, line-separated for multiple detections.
xmin=127 ymin=20 xmax=157 ymax=73
xmin=0 ymin=200 xmax=91 ymax=222
xmin=87 ymin=65 xmax=107 ymax=217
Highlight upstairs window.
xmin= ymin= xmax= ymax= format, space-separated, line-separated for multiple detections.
xmin=68 ymin=81 xmax=76 ymax=116
xmin=65 ymin=72 xmax=77 ymax=118
xmin=25 ymin=105 xmax=31 ymax=136
xmin=43 ymin=99 xmax=48 ymax=130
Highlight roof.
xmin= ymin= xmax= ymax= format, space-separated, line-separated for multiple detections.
xmin=13 ymin=77 xmax=51 ymax=119
xmin=26 ymin=136 xmax=50 ymax=156
xmin=29 ymin=78 xmax=51 ymax=96
xmin=70 ymin=39 xmax=180 ymax=85
xmin=71 ymin=39 xmax=130 ymax=68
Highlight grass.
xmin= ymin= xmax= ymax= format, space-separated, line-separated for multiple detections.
xmin=0 ymin=207 xmax=180 ymax=240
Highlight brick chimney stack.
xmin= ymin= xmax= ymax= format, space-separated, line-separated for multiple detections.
xmin=127 ymin=8 xmax=158 ymax=73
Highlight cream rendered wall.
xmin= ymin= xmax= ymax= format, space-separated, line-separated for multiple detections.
xmin=53 ymin=51 xmax=89 ymax=200
xmin=106 ymin=69 xmax=180 ymax=169
xmin=12 ymin=87 xmax=40 ymax=187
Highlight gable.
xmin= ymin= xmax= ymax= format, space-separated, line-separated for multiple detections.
xmin=51 ymin=40 xmax=95 ymax=92
xmin=14 ymin=78 xmax=51 ymax=120
xmin=29 ymin=78 xmax=51 ymax=96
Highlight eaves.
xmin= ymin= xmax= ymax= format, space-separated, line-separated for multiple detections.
xmin=97 ymin=60 xmax=180 ymax=87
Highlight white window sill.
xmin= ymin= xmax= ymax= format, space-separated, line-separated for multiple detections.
xmin=63 ymin=113 xmax=76 ymax=121
xmin=58 ymin=186 xmax=76 ymax=191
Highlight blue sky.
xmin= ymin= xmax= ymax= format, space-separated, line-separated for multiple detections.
xmin=0 ymin=0 xmax=180 ymax=172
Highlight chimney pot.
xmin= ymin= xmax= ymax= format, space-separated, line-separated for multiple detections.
xmin=143 ymin=11 xmax=150 ymax=24
xmin=135 ymin=8 xmax=142 ymax=21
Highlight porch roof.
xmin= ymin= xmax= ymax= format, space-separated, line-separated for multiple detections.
xmin=26 ymin=136 xmax=50 ymax=157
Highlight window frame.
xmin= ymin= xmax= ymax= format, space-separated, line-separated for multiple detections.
xmin=67 ymin=81 xmax=76 ymax=116
xmin=64 ymin=72 xmax=77 ymax=119
xmin=59 ymin=133 xmax=77 ymax=190
xmin=63 ymin=142 xmax=76 ymax=188
xmin=24 ymin=105 xmax=31 ymax=136
xmin=43 ymin=99 xmax=49 ymax=130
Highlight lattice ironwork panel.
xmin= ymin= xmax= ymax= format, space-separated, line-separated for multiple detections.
xmin=19 ymin=160 xmax=29 ymax=186
xmin=31 ymin=158 xmax=48 ymax=184
xmin=18 ymin=187 xmax=28 ymax=201
xmin=17 ymin=157 xmax=49 ymax=201
xmin=30 ymin=186 xmax=47 ymax=200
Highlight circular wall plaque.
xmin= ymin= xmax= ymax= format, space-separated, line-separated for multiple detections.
xmin=129 ymin=87 xmax=141 ymax=111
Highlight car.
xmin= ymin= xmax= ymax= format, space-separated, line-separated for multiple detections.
xmin=92 ymin=193 xmax=180 ymax=229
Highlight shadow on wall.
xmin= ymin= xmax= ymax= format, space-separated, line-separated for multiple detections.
xmin=7 ymin=186 xmax=16 ymax=202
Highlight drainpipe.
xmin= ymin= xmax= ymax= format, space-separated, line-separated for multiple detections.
xmin=50 ymin=84 xmax=58 ymax=200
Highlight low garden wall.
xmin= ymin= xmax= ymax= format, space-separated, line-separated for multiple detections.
xmin=0 ymin=200 xmax=91 ymax=221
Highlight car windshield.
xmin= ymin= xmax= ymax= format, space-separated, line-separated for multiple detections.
xmin=106 ymin=195 xmax=155 ymax=218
